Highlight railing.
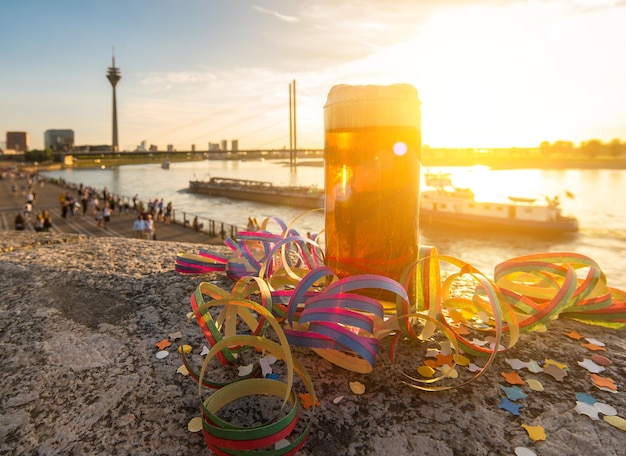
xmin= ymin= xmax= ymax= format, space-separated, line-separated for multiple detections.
xmin=43 ymin=176 xmax=240 ymax=240
xmin=172 ymin=210 xmax=238 ymax=239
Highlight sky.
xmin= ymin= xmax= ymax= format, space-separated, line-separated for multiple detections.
xmin=1 ymin=0 xmax=625 ymax=151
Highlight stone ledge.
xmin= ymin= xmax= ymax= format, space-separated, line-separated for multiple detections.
xmin=1 ymin=234 xmax=625 ymax=455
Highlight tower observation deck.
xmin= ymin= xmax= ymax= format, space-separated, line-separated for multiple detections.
xmin=106 ymin=53 xmax=122 ymax=152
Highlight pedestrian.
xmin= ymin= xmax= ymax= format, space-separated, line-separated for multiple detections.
xmin=95 ymin=205 xmax=104 ymax=228
xmin=132 ymin=214 xmax=146 ymax=239
xmin=23 ymin=201 xmax=33 ymax=218
xmin=42 ymin=210 xmax=52 ymax=232
xmin=146 ymin=213 xmax=155 ymax=240
xmin=14 ymin=213 xmax=25 ymax=230
xmin=34 ymin=213 xmax=44 ymax=231
xmin=164 ymin=202 xmax=173 ymax=224
xmin=103 ymin=203 xmax=111 ymax=229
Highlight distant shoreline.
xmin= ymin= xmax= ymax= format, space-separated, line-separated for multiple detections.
xmin=11 ymin=154 xmax=626 ymax=172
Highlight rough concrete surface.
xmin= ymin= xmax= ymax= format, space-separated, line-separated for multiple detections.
xmin=1 ymin=232 xmax=625 ymax=455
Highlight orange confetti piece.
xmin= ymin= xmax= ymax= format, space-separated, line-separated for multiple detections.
xmin=298 ymin=393 xmax=319 ymax=410
xmin=582 ymin=343 xmax=606 ymax=352
xmin=424 ymin=359 xmax=439 ymax=369
xmin=521 ymin=424 xmax=546 ymax=442
xmin=446 ymin=308 xmax=463 ymax=321
xmin=454 ymin=325 xmax=470 ymax=335
xmin=155 ymin=339 xmax=171 ymax=350
xmin=564 ymin=331 xmax=584 ymax=340
xmin=435 ymin=353 xmax=453 ymax=367
xmin=591 ymin=374 xmax=617 ymax=391
xmin=501 ymin=371 xmax=526 ymax=385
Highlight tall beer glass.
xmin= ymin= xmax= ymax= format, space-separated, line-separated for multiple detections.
xmin=324 ymin=84 xmax=421 ymax=303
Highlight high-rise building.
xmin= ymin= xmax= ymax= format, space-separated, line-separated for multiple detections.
xmin=44 ymin=129 xmax=74 ymax=151
xmin=106 ymin=52 xmax=122 ymax=152
xmin=6 ymin=132 xmax=29 ymax=152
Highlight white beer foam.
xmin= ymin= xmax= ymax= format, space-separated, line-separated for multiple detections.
xmin=324 ymin=84 xmax=421 ymax=130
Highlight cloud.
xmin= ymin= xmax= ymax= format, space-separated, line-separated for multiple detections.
xmin=252 ymin=5 xmax=300 ymax=23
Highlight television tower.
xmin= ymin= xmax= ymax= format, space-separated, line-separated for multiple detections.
xmin=106 ymin=51 xmax=121 ymax=152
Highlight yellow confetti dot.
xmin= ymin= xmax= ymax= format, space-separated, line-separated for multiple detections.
xmin=452 ymin=354 xmax=470 ymax=366
xmin=176 ymin=365 xmax=189 ymax=376
xmin=417 ymin=365 xmax=436 ymax=378
xmin=188 ymin=416 xmax=202 ymax=433
xmin=178 ymin=344 xmax=192 ymax=354
xmin=544 ymin=359 xmax=568 ymax=370
xmin=440 ymin=365 xmax=459 ymax=379
xmin=349 ymin=381 xmax=366 ymax=395
xmin=604 ymin=415 xmax=626 ymax=431
xmin=525 ymin=379 xmax=544 ymax=392
xmin=521 ymin=424 xmax=546 ymax=442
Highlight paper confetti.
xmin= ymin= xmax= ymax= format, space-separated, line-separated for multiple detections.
xmin=564 ymin=331 xmax=584 ymax=340
xmin=169 ymin=331 xmax=183 ymax=341
xmin=499 ymin=397 xmax=522 ymax=416
xmin=604 ymin=415 xmax=626 ymax=431
xmin=176 ymin=365 xmax=189 ymax=376
xmin=177 ymin=344 xmax=192 ymax=354
xmin=544 ymin=359 xmax=568 ymax=370
xmin=259 ymin=355 xmax=277 ymax=377
xmin=543 ymin=364 xmax=568 ymax=382
xmin=350 ymin=381 xmax=366 ymax=395
xmin=155 ymin=339 xmax=171 ymax=350
xmin=298 ymin=393 xmax=319 ymax=409
xmin=585 ymin=338 xmax=605 ymax=347
xmin=155 ymin=350 xmax=169 ymax=359
xmin=521 ymin=424 xmax=546 ymax=442
xmin=525 ymin=379 xmax=544 ymax=392
xmin=594 ymin=401 xmax=617 ymax=416
xmin=501 ymin=386 xmax=527 ymax=401
xmin=333 ymin=396 xmax=344 ymax=404
xmin=501 ymin=371 xmax=526 ymax=385
xmin=591 ymin=354 xmax=612 ymax=366
xmin=575 ymin=401 xmax=600 ymax=420
xmin=440 ymin=365 xmax=459 ymax=379
xmin=187 ymin=416 xmax=202 ymax=433
xmin=417 ymin=365 xmax=436 ymax=378
xmin=582 ymin=343 xmax=606 ymax=352
xmin=590 ymin=374 xmax=618 ymax=391
xmin=505 ymin=359 xmax=528 ymax=370
xmin=514 ymin=447 xmax=537 ymax=456
xmin=237 ymin=364 xmax=255 ymax=377
xmin=578 ymin=358 xmax=605 ymax=374
xmin=575 ymin=392 xmax=596 ymax=404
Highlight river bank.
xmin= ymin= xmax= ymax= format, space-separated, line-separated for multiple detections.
xmin=7 ymin=152 xmax=626 ymax=173
xmin=1 ymin=232 xmax=626 ymax=455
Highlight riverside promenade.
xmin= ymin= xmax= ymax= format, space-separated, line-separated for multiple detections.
xmin=0 ymin=172 xmax=230 ymax=245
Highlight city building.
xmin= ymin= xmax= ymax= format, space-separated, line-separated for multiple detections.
xmin=6 ymin=131 xmax=29 ymax=152
xmin=44 ymin=129 xmax=74 ymax=151
xmin=221 ymin=139 xmax=228 ymax=151
xmin=231 ymin=140 xmax=238 ymax=151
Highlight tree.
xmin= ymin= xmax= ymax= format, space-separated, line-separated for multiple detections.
xmin=609 ymin=139 xmax=625 ymax=157
xmin=24 ymin=149 xmax=53 ymax=163
xmin=580 ymin=139 xmax=604 ymax=159
xmin=539 ymin=141 xmax=552 ymax=157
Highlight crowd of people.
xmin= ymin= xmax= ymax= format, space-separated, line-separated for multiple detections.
xmin=2 ymin=167 xmax=53 ymax=232
xmin=2 ymin=168 xmax=229 ymax=241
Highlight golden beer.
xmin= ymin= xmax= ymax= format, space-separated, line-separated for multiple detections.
xmin=323 ymin=84 xmax=421 ymax=302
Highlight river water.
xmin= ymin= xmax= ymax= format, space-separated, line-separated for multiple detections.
xmin=43 ymin=159 xmax=626 ymax=290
